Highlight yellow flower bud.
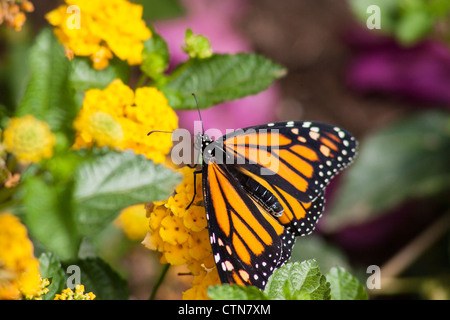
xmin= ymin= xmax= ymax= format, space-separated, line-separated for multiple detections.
xmin=2 ymin=115 xmax=56 ymax=164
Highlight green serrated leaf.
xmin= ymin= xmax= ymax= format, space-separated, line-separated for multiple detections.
xmin=326 ymin=266 xmax=369 ymax=300
xmin=135 ymin=0 xmax=184 ymax=21
xmin=63 ymin=258 xmax=128 ymax=300
xmin=23 ymin=177 xmax=80 ymax=261
xmin=207 ymin=284 xmax=267 ymax=300
xmin=264 ymin=260 xmax=330 ymax=300
xmin=69 ymin=56 xmax=130 ymax=92
xmin=73 ymin=150 xmax=181 ymax=236
xmin=324 ymin=111 xmax=450 ymax=231
xmin=16 ymin=28 xmax=77 ymax=135
xmin=162 ymin=53 xmax=286 ymax=109
xmin=38 ymin=252 xmax=66 ymax=300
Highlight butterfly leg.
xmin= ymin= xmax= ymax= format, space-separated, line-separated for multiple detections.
xmin=186 ymin=170 xmax=202 ymax=210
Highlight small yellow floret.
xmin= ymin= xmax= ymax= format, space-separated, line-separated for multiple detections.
xmin=2 ymin=115 xmax=56 ymax=164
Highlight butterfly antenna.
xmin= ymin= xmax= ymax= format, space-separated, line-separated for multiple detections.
xmin=147 ymin=130 xmax=174 ymax=136
xmin=147 ymin=130 xmax=195 ymax=137
xmin=192 ymin=93 xmax=205 ymax=134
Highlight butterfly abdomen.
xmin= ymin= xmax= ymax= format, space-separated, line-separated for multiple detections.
xmin=231 ymin=167 xmax=284 ymax=218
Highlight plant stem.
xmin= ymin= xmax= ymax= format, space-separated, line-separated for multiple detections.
xmin=149 ymin=264 xmax=170 ymax=300
xmin=135 ymin=74 xmax=148 ymax=89
xmin=380 ymin=212 xmax=450 ymax=291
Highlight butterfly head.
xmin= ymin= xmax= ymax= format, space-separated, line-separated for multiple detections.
xmin=194 ymin=132 xmax=212 ymax=148
xmin=194 ymin=131 xmax=216 ymax=163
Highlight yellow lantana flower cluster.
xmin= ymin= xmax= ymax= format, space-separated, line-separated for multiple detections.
xmin=46 ymin=0 xmax=151 ymax=70
xmin=54 ymin=284 xmax=96 ymax=300
xmin=143 ymin=166 xmax=220 ymax=300
xmin=0 ymin=213 xmax=44 ymax=300
xmin=29 ymin=278 xmax=50 ymax=300
xmin=2 ymin=115 xmax=56 ymax=164
xmin=114 ymin=204 xmax=150 ymax=241
xmin=73 ymin=79 xmax=178 ymax=164
xmin=0 ymin=0 xmax=34 ymax=31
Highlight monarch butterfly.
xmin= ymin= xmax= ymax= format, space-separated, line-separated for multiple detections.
xmin=152 ymin=95 xmax=357 ymax=289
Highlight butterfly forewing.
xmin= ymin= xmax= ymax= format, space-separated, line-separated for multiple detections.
xmin=220 ymin=121 xmax=357 ymax=202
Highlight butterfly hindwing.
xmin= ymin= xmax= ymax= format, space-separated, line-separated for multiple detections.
xmin=229 ymin=166 xmax=326 ymax=237
xmin=203 ymin=162 xmax=294 ymax=289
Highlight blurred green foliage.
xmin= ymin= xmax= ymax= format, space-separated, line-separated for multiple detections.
xmin=350 ymin=0 xmax=450 ymax=45
xmin=208 ymin=260 xmax=368 ymax=300
xmin=325 ymin=111 xmax=450 ymax=231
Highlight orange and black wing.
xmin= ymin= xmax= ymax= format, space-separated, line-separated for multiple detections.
xmin=233 ymin=166 xmax=326 ymax=237
xmin=202 ymin=162 xmax=295 ymax=289
xmin=202 ymin=121 xmax=357 ymax=288
xmin=220 ymin=121 xmax=357 ymax=203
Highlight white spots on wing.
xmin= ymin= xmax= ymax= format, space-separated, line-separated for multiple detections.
xmin=309 ymin=131 xmax=320 ymax=140
xmin=224 ymin=260 xmax=234 ymax=271
xmin=239 ymin=270 xmax=250 ymax=282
